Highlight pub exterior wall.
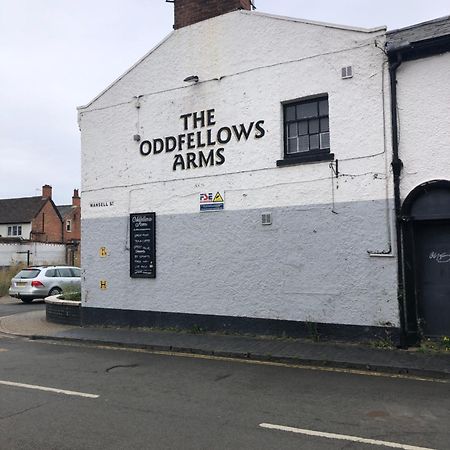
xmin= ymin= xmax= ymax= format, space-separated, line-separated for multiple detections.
xmin=396 ymin=52 xmax=450 ymax=198
xmin=79 ymin=11 xmax=399 ymax=329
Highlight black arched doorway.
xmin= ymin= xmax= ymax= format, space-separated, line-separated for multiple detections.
xmin=401 ymin=180 xmax=450 ymax=339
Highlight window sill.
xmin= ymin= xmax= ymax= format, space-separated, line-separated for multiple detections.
xmin=277 ymin=152 xmax=334 ymax=167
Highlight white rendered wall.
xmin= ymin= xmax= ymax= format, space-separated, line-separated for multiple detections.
xmin=80 ymin=12 xmax=392 ymax=218
xmin=0 ymin=242 xmax=66 ymax=266
xmin=396 ymin=52 xmax=450 ymax=198
xmin=0 ymin=223 xmax=32 ymax=239
xmin=79 ymin=11 xmax=398 ymax=327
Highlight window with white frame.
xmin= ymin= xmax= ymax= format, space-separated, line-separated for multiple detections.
xmin=7 ymin=225 xmax=22 ymax=236
xmin=66 ymin=220 xmax=72 ymax=232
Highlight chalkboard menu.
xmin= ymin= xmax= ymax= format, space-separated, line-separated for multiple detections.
xmin=130 ymin=212 xmax=156 ymax=278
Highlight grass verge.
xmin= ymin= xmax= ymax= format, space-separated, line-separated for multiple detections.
xmin=0 ymin=264 xmax=26 ymax=297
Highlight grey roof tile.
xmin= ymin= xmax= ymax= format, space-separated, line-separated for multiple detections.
xmin=387 ymin=15 xmax=450 ymax=51
xmin=57 ymin=205 xmax=75 ymax=219
xmin=0 ymin=196 xmax=48 ymax=224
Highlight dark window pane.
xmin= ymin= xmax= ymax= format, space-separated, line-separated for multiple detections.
xmin=45 ymin=269 xmax=55 ymax=277
xmin=284 ymin=96 xmax=330 ymax=157
xmin=299 ymin=135 xmax=309 ymax=152
xmin=71 ymin=268 xmax=81 ymax=277
xmin=16 ymin=269 xmax=40 ymax=279
xmin=285 ymin=105 xmax=296 ymax=121
xmin=320 ymin=117 xmax=329 ymax=132
xmin=320 ymin=132 xmax=330 ymax=149
xmin=309 ymin=118 xmax=319 ymax=134
xmin=298 ymin=121 xmax=308 ymax=135
xmin=310 ymin=134 xmax=320 ymax=150
xmin=319 ymin=99 xmax=329 ymax=116
xmin=288 ymin=123 xmax=297 ymax=137
xmin=287 ymin=138 xmax=297 ymax=154
xmin=297 ymin=101 xmax=318 ymax=119
xmin=57 ymin=268 xmax=72 ymax=277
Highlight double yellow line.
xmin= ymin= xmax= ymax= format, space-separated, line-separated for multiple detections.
xmin=35 ymin=339 xmax=449 ymax=384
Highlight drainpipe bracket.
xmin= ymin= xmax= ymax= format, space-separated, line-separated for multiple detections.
xmin=391 ymin=158 xmax=403 ymax=177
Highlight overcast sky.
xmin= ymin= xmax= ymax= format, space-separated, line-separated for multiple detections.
xmin=1 ymin=1 xmax=448 ymax=204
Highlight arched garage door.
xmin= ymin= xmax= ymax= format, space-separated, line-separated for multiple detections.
xmin=402 ymin=180 xmax=450 ymax=338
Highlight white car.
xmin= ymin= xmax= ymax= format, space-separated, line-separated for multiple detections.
xmin=9 ymin=266 xmax=81 ymax=303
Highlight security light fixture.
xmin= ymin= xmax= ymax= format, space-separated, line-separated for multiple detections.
xmin=184 ymin=75 xmax=199 ymax=83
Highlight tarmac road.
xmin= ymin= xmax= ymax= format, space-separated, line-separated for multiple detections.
xmin=0 ymin=295 xmax=44 ymax=317
xmin=0 ymin=332 xmax=449 ymax=450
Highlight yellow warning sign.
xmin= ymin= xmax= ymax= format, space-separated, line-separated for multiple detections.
xmin=200 ymin=191 xmax=224 ymax=212
xmin=100 ymin=280 xmax=108 ymax=290
xmin=99 ymin=247 xmax=108 ymax=257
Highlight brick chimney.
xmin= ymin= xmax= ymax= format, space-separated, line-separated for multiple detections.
xmin=42 ymin=184 xmax=52 ymax=199
xmin=173 ymin=0 xmax=252 ymax=30
xmin=72 ymin=189 xmax=81 ymax=207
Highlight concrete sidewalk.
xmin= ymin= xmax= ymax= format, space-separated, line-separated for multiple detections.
xmin=1 ymin=309 xmax=449 ymax=380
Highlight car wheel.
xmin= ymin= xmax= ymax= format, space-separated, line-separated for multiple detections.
xmin=48 ymin=287 xmax=62 ymax=297
xmin=21 ymin=297 xmax=34 ymax=304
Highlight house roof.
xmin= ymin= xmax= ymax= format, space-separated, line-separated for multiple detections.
xmin=0 ymin=196 xmax=48 ymax=224
xmin=57 ymin=205 xmax=75 ymax=219
xmin=387 ymin=15 xmax=450 ymax=52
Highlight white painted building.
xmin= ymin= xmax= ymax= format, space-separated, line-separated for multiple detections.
xmin=79 ymin=2 xmax=401 ymax=340
xmin=386 ymin=17 xmax=450 ymax=341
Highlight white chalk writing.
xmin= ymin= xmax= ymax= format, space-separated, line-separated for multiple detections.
xmin=429 ymin=252 xmax=450 ymax=263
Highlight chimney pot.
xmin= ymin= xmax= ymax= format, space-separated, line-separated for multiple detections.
xmin=173 ymin=0 xmax=252 ymax=30
xmin=72 ymin=189 xmax=81 ymax=207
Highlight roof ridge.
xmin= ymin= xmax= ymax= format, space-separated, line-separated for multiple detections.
xmin=0 ymin=195 xmax=43 ymax=202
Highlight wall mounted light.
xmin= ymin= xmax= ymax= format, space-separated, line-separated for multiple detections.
xmin=184 ymin=75 xmax=199 ymax=83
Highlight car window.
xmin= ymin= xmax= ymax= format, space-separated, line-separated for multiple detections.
xmin=45 ymin=269 xmax=56 ymax=277
xmin=56 ymin=268 xmax=73 ymax=277
xmin=15 ymin=269 xmax=40 ymax=279
xmin=70 ymin=268 xmax=81 ymax=277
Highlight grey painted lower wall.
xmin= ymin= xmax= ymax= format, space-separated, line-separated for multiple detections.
xmin=81 ymin=200 xmax=399 ymax=328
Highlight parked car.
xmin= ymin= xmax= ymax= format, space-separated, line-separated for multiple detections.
xmin=8 ymin=266 xmax=81 ymax=303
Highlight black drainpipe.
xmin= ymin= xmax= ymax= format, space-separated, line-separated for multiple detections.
xmin=389 ymin=52 xmax=407 ymax=347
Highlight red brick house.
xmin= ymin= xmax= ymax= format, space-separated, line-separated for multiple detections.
xmin=57 ymin=189 xmax=81 ymax=266
xmin=0 ymin=185 xmax=81 ymax=266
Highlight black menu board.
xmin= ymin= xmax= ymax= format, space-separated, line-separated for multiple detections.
xmin=130 ymin=212 xmax=156 ymax=278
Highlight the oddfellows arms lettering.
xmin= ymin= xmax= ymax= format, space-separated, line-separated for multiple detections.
xmin=139 ymin=109 xmax=266 ymax=171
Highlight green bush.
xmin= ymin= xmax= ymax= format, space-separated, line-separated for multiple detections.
xmin=0 ymin=264 xmax=26 ymax=297
xmin=60 ymin=291 xmax=81 ymax=302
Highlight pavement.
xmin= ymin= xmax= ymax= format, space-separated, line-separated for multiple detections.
xmin=0 ymin=304 xmax=449 ymax=380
